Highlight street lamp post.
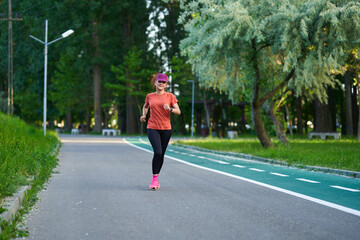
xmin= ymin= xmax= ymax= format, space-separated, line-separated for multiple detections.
xmin=187 ymin=80 xmax=194 ymax=137
xmin=30 ymin=20 xmax=74 ymax=136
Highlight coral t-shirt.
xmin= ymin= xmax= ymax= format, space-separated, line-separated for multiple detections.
xmin=145 ymin=92 xmax=178 ymax=130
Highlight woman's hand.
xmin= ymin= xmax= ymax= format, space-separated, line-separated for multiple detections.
xmin=163 ymin=104 xmax=171 ymax=111
xmin=140 ymin=115 xmax=146 ymax=122
xmin=141 ymin=103 xmax=149 ymax=122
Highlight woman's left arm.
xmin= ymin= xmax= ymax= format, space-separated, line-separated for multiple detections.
xmin=171 ymin=103 xmax=181 ymax=115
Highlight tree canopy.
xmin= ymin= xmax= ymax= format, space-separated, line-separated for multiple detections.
xmin=180 ymin=0 xmax=360 ymax=147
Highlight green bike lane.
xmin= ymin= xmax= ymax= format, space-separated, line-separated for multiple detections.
xmin=125 ymin=137 xmax=360 ymax=217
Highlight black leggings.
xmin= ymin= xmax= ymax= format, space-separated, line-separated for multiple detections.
xmin=147 ymin=129 xmax=172 ymax=174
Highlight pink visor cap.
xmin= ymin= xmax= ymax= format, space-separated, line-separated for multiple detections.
xmin=156 ymin=73 xmax=168 ymax=82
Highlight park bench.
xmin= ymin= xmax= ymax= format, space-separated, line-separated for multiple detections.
xmin=227 ymin=130 xmax=238 ymax=139
xmin=71 ymin=129 xmax=79 ymax=135
xmin=308 ymin=132 xmax=341 ymax=140
xmin=102 ymin=129 xmax=121 ymax=136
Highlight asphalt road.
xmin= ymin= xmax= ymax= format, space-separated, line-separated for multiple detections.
xmin=21 ymin=135 xmax=360 ymax=240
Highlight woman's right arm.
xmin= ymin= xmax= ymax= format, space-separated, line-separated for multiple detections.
xmin=140 ymin=103 xmax=149 ymax=122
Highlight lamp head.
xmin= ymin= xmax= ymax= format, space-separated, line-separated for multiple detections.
xmin=62 ymin=30 xmax=74 ymax=38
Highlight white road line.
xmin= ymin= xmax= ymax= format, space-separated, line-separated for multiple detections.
xmin=189 ymin=154 xmax=196 ymax=157
xmin=330 ymin=186 xmax=360 ymax=192
xmin=180 ymin=152 xmax=188 ymax=155
xmin=233 ymin=165 xmax=246 ymax=168
xmin=124 ymin=139 xmax=360 ymax=217
xmin=207 ymin=159 xmax=230 ymax=165
xmin=139 ymin=139 xmax=150 ymax=145
xmin=168 ymin=149 xmax=174 ymax=152
xmin=296 ymin=178 xmax=320 ymax=184
xmin=249 ymin=168 xmax=265 ymax=172
xmin=196 ymin=155 xmax=229 ymax=164
xmin=270 ymin=173 xmax=289 ymax=177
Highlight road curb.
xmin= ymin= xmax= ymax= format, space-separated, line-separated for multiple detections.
xmin=0 ymin=185 xmax=30 ymax=233
xmin=0 ymin=141 xmax=60 ymax=235
xmin=173 ymin=144 xmax=360 ymax=179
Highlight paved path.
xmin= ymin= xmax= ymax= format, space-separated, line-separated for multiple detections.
xmin=22 ymin=135 xmax=360 ymax=240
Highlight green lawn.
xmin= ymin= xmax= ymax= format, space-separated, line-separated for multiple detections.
xmin=175 ymin=137 xmax=360 ymax=172
xmin=0 ymin=114 xmax=59 ymax=200
xmin=0 ymin=113 xmax=60 ymax=238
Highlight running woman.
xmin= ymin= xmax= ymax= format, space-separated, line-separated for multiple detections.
xmin=140 ymin=73 xmax=181 ymax=189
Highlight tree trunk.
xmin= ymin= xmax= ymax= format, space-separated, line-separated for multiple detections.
xmin=202 ymin=91 xmax=211 ymax=137
xmin=65 ymin=111 xmax=72 ymax=131
xmin=313 ymin=97 xmax=332 ymax=132
xmin=252 ymin=101 xmax=273 ymax=148
xmin=123 ymin=10 xmax=138 ymax=134
xmin=328 ymin=88 xmax=337 ymax=131
xmin=116 ymin=105 xmax=121 ymax=130
xmin=92 ymin=21 xmax=102 ymax=132
xmin=265 ymin=103 xmax=288 ymax=145
xmin=126 ymin=89 xmax=138 ymax=134
xmin=304 ymin=109 xmax=309 ymax=134
xmin=178 ymin=114 xmax=184 ymax=135
xmin=353 ymin=85 xmax=359 ymax=136
xmin=137 ymin=100 xmax=144 ymax=135
xmin=84 ymin=110 xmax=90 ymax=133
xmin=167 ymin=0 xmax=177 ymax=62
xmin=314 ymin=98 xmax=324 ymax=132
xmin=93 ymin=64 xmax=102 ymax=132
xmin=285 ymin=104 xmax=293 ymax=136
xmin=240 ymin=105 xmax=246 ymax=133
xmin=118 ymin=106 xmax=126 ymax=133
xmin=104 ymin=110 xmax=108 ymax=129
xmin=296 ymin=96 xmax=303 ymax=135
xmin=344 ymin=71 xmax=353 ymax=136
xmin=196 ymin=108 xmax=202 ymax=136
xmin=203 ymin=90 xmax=210 ymax=128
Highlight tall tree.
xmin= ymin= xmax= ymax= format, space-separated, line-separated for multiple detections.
xmin=180 ymin=0 xmax=360 ymax=147
xmin=109 ymin=46 xmax=153 ymax=134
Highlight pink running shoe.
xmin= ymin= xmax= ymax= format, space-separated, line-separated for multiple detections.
xmin=149 ymin=175 xmax=160 ymax=189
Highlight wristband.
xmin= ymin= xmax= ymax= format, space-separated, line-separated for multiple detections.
xmin=170 ymin=107 xmax=173 ymax=112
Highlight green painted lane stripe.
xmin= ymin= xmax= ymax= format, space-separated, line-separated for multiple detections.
xmin=125 ymin=138 xmax=360 ymax=216
xmin=170 ymin=145 xmax=360 ymax=190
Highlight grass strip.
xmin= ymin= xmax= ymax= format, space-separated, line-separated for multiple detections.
xmin=0 ymin=112 xmax=60 ymax=239
xmin=175 ymin=137 xmax=360 ymax=172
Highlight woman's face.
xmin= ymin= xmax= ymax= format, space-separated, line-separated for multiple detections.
xmin=155 ymin=80 xmax=168 ymax=90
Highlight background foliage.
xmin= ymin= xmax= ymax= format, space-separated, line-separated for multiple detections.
xmin=0 ymin=0 xmax=359 ymax=144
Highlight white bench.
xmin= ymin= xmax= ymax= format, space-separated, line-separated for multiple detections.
xmin=227 ymin=130 xmax=238 ymax=139
xmin=71 ymin=129 xmax=79 ymax=135
xmin=102 ymin=129 xmax=121 ymax=136
xmin=308 ymin=132 xmax=341 ymax=140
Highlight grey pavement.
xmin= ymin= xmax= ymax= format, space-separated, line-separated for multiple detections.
xmin=21 ymin=135 xmax=360 ymax=240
